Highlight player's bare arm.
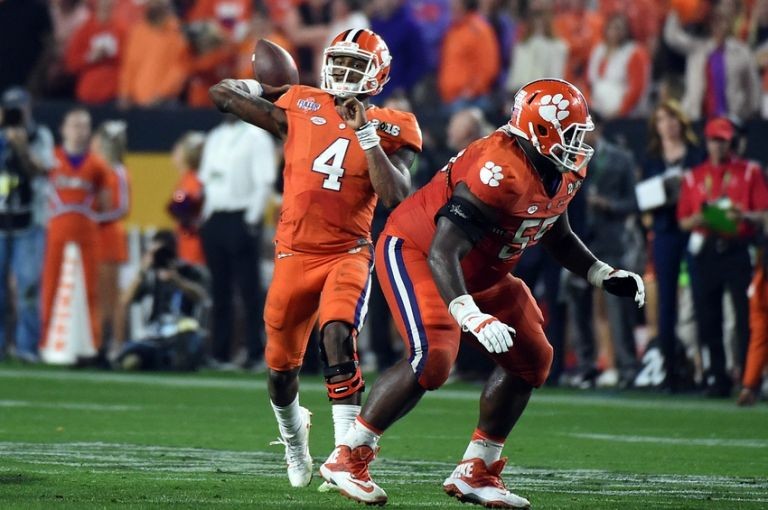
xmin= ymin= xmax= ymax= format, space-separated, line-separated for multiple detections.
xmin=540 ymin=211 xmax=598 ymax=278
xmin=429 ymin=183 xmax=515 ymax=353
xmin=542 ymin=210 xmax=646 ymax=307
xmin=428 ymin=183 xmax=497 ymax=303
xmin=208 ymin=79 xmax=288 ymax=139
xmin=337 ymin=97 xmax=412 ymax=208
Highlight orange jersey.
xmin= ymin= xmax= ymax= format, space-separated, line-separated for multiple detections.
xmin=170 ymin=170 xmax=206 ymax=266
xmin=274 ymin=85 xmax=423 ymax=253
xmin=100 ymin=163 xmax=130 ymax=223
xmin=49 ymin=149 xmax=111 ymax=221
xmin=97 ymin=163 xmax=130 ymax=263
xmin=386 ymin=128 xmax=586 ymax=292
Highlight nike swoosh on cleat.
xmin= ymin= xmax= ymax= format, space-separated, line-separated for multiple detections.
xmin=348 ymin=478 xmax=376 ymax=494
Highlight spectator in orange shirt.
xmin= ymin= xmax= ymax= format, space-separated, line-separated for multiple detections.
xmin=65 ymin=0 xmax=124 ymax=105
xmin=187 ymin=0 xmax=253 ymax=43
xmin=110 ymin=0 xmax=146 ymax=34
xmin=282 ymin=0 xmax=334 ymax=85
xmin=235 ymin=8 xmax=296 ymax=80
xmin=92 ymin=120 xmax=130 ymax=353
xmin=553 ymin=0 xmax=604 ymax=94
xmin=118 ymin=0 xmax=190 ymax=109
xmin=598 ymin=0 xmax=663 ymax=46
xmin=186 ymin=21 xmax=236 ymax=108
xmin=167 ymin=131 xmax=206 ymax=267
xmin=587 ymin=13 xmax=651 ymax=119
xmin=437 ymin=0 xmax=500 ymax=113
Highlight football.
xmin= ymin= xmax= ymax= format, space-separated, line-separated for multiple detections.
xmin=251 ymin=38 xmax=299 ymax=87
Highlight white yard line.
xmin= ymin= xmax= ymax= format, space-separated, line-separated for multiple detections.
xmin=568 ymin=432 xmax=768 ymax=448
xmin=2 ymin=369 xmax=764 ymax=415
xmin=0 ymin=400 xmax=141 ymax=412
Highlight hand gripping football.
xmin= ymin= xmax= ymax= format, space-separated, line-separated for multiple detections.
xmin=251 ymin=38 xmax=300 ymax=87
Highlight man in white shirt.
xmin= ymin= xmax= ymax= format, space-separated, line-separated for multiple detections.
xmin=199 ymin=114 xmax=276 ymax=369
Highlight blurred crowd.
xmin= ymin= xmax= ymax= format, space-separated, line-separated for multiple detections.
xmin=2 ymin=0 xmax=768 ymax=121
xmin=2 ymin=0 xmax=768 ymax=407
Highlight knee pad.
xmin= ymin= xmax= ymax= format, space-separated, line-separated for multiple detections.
xmin=319 ymin=327 xmax=365 ymax=400
xmin=323 ymin=360 xmax=365 ymax=400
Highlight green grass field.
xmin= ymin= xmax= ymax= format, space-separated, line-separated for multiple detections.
xmin=0 ymin=363 xmax=766 ymax=509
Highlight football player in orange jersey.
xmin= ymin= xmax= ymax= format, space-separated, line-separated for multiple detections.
xmin=319 ymin=79 xmax=645 ymax=507
xmin=209 ymin=29 xmax=422 ymax=488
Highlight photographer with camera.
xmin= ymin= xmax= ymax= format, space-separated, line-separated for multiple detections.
xmin=114 ymin=230 xmax=209 ymax=371
xmin=0 ymin=87 xmax=55 ymax=362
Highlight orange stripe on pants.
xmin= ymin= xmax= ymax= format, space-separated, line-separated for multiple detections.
xmin=39 ymin=214 xmax=101 ymax=351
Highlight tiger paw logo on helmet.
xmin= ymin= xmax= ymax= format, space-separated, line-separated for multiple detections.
xmin=538 ymin=94 xmax=571 ymax=122
xmin=479 ymin=161 xmax=503 ymax=187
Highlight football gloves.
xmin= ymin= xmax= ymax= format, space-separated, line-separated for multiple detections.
xmin=449 ymin=295 xmax=516 ymax=354
xmin=587 ymin=261 xmax=645 ymax=308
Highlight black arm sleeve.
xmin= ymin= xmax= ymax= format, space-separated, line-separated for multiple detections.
xmin=434 ymin=195 xmax=489 ymax=245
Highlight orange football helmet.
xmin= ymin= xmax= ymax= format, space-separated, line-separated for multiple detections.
xmin=508 ymin=79 xmax=594 ymax=172
xmin=320 ymin=29 xmax=392 ymax=97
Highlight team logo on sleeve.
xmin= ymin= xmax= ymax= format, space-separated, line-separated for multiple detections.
xmin=538 ymin=94 xmax=571 ymax=122
xmin=479 ymin=161 xmax=503 ymax=187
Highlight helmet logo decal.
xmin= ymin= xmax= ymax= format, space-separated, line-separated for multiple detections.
xmin=538 ymin=94 xmax=571 ymax=122
xmin=479 ymin=161 xmax=503 ymax=187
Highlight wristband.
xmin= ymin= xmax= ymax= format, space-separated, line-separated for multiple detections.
xmin=239 ymin=79 xmax=263 ymax=97
xmin=355 ymin=121 xmax=381 ymax=151
xmin=587 ymin=260 xmax=613 ymax=288
xmin=448 ymin=294 xmax=480 ymax=331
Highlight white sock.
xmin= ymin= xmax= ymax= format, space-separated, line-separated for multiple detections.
xmin=270 ymin=395 xmax=302 ymax=439
xmin=462 ymin=438 xmax=504 ymax=467
xmin=332 ymin=404 xmax=360 ymax=446
xmin=341 ymin=416 xmax=380 ymax=449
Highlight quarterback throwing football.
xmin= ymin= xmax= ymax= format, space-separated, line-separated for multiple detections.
xmin=319 ymin=79 xmax=645 ymax=508
xmin=209 ymin=29 xmax=422 ymax=488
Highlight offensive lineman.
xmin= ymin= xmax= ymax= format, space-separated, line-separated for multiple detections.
xmin=320 ymin=79 xmax=645 ymax=508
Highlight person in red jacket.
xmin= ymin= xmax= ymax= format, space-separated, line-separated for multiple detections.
xmin=677 ymin=118 xmax=768 ymax=397
xmin=40 ymin=108 xmax=111 ymax=356
xmin=65 ymin=0 xmax=124 ymax=104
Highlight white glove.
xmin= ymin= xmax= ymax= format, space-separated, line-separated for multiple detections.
xmin=587 ymin=261 xmax=645 ymax=308
xmin=449 ymin=295 xmax=515 ymax=353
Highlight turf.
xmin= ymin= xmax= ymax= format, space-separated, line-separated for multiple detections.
xmin=0 ymin=363 xmax=766 ymax=509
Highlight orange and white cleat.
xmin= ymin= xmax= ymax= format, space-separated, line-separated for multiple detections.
xmin=319 ymin=445 xmax=387 ymax=505
xmin=443 ymin=457 xmax=531 ymax=509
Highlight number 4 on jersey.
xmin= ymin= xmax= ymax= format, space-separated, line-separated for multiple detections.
xmin=312 ymin=138 xmax=350 ymax=191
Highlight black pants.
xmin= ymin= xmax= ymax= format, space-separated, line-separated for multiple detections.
xmin=688 ymin=239 xmax=751 ymax=386
xmin=653 ymin=230 xmax=689 ymax=386
xmin=200 ymin=211 xmax=265 ymax=363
